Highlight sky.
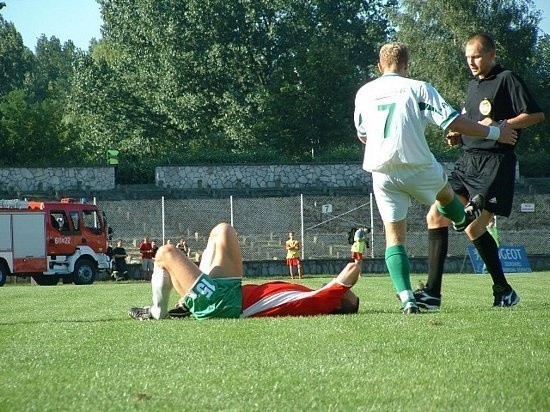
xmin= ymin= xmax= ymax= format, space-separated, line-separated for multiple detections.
xmin=1 ymin=0 xmax=549 ymax=51
xmin=1 ymin=0 xmax=102 ymax=50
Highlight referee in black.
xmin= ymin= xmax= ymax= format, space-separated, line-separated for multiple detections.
xmin=417 ymin=33 xmax=544 ymax=309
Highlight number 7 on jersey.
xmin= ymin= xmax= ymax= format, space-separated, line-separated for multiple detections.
xmin=377 ymin=103 xmax=395 ymax=139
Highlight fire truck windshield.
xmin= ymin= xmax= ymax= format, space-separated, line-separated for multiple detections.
xmin=83 ymin=210 xmax=102 ymax=233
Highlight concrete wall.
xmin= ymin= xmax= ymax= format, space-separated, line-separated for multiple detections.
xmin=0 ymin=163 xmax=370 ymax=194
xmin=156 ymin=163 xmax=371 ymax=190
xmin=0 ymin=161 xmax=517 ymax=193
xmin=244 ymin=255 xmax=550 ymax=277
xmin=95 ymin=255 xmax=550 ymax=281
xmin=6 ymin=253 xmax=546 ymax=284
xmin=0 ymin=167 xmax=115 ymax=192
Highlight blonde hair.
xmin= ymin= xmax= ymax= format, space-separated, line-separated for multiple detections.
xmin=379 ymin=42 xmax=409 ymax=69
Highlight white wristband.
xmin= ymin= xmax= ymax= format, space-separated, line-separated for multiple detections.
xmin=486 ymin=126 xmax=500 ymax=141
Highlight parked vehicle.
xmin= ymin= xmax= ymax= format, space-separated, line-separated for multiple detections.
xmin=0 ymin=198 xmax=112 ymax=286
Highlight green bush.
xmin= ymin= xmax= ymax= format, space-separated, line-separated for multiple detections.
xmin=519 ymin=153 xmax=550 ymax=177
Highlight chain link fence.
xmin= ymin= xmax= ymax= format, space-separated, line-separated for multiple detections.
xmin=96 ymin=192 xmax=550 ymax=264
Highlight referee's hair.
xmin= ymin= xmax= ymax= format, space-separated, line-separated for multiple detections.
xmin=467 ymin=33 xmax=496 ymax=53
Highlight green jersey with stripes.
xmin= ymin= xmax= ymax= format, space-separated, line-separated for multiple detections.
xmin=354 ymin=73 xmax=459 ymax=172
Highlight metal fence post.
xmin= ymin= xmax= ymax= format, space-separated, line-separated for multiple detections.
xmin=370 ymin=192 xmax=375 ymax=258
xmin=161 ymin=196 xmax=165 ymax=244
xmin=300 ymin=194 xmax=305 ymax=260
xmin=230 ymin=195 xmax=234 ymax=227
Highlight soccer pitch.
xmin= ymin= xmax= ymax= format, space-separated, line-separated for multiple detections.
xmin=1 ymin=273 xmax=549 ymax=411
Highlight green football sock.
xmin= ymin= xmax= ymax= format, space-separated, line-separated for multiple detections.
xmin=437 ymin=194 xmax=465 ymax=224
xmin=385 ymin=244 xmax=411 ymax=293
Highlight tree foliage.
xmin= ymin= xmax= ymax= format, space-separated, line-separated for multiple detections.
xmin=66 ymin=0 xmax=393 ymax=177
xmin=0 ymin=17 xmax=80 ymax=166
xmin=0 ymin=16 xmax=32 ymax=98
xmin=0 ymin=89 xmax=69 ymax=166
xmin=28 ymin=36 xmax=78 ymax=102
xmin=1 ymin=1 xmax=548 ymax=179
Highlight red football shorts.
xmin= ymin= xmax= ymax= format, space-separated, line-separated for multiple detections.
xmin=241 ymin=280 xmax=350 ymax=318
xmin=351 ymin=252 xmax=363 ymax=261
xmin=286 ymin=258 xmax=301 ymax=266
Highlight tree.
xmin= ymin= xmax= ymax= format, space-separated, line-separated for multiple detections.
xmin=530 ymin=34 xmax=550 ymax=115
xmin=519 ymin=33 xmax=550 ymax=174
xmin=0 ymin=16 xmax=33 ymax=98
xmin=68 ymin=0 xmax=394 ymax=177
xmin=0 ymin=89 xmax=70 ymax=166
xmin=251 ymin=1 xmax=393 ymax=159
xmin=27 ymin=35 xmax=79 ymax=102
xmin=0 ymin=25 xmax=81 ymax=166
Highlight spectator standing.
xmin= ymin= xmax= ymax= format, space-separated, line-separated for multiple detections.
xmin=285 ymin=232 xmax=303 ymax=279
xmin=176 ymin=238 xmax=190 ymax=257
xmin=139 ymin=236 xmax=154 ymax=280
xmin=151 ymin=240 xmax=159 ymax=259
xmin=486 ymin=217 xmax=499 ymax=246
xmin=350 ymin=228 xmax=368 ymax=263
xmin=482 ymin=217 xmax=499 ymax=274
xmin=112 ymin=239 xmax=129 ymax=281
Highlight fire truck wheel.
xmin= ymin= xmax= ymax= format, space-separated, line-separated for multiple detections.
xmin=0 ymin=261 xmax=8 ymax=287
xmin=73 ymin=258 xmax=97 ymax=285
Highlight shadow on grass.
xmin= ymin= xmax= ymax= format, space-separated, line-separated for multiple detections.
xmin=0 ymin=316 xmax=131 ymax=326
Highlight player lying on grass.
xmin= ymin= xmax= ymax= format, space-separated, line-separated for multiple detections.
xmin=129 ymin=223 xmax=361 ymax=320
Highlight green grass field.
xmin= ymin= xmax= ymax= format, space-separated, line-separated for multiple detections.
xmin=1 ymin=272 xmax=549 ymax=411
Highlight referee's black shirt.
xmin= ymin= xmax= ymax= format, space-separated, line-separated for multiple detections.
xmin=461 ymin=64 xmax=542 ymax=153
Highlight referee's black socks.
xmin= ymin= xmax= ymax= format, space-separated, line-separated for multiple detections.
xmin=472 ymin=231 xmax=509 ymax=288
xmin=426 ymin=227 xmax=448 ymax=296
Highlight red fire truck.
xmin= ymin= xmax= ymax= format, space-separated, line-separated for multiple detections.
xmin=0 ymin=198 xmax=112 ymax=286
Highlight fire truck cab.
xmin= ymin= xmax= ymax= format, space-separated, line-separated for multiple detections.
xmin=0 ymin=198 xmax=112 ymax=286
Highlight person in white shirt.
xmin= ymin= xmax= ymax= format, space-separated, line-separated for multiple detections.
xmin=353 ymin=42 xmax=517 ymax=313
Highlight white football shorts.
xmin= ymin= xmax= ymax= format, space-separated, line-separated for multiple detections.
xmin=371 ymin=162 xmax=448 ymax=223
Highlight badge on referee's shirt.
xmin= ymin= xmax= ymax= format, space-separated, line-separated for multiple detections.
xmin=479 ymin=98 xmax=492 ymax=116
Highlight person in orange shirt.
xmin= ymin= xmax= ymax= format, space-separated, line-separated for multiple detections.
xmin=350 ymin=228 xmax=368 ymax=263
xmin=285 ymin=232 xmax=303 ymax=279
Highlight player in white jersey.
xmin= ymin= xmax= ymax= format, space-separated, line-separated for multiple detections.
xmin=353 ymin=43 xmax=517 ymax=313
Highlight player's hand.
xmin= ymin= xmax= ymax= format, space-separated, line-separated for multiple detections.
xmin=497 ymin=120 xmax=518 ymax=145
xmin=446 ymin=131 xmax=461 ymax=146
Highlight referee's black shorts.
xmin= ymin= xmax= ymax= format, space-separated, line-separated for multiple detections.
xmin=448 ymin=150 xmax=516 ymax=217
